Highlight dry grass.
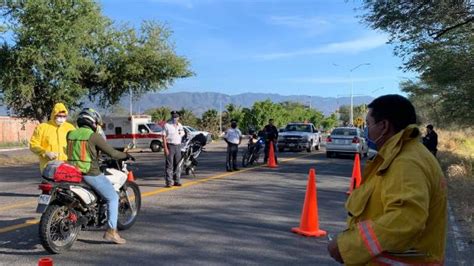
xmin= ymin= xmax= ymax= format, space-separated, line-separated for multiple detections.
xmin=437 ymin=128 xmax=474 ymax=237
xmin=0 ymin=153 xmax=38 ymax=167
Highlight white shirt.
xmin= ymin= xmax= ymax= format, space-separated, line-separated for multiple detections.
xmin=164 ymin=121 xmax=185 ymax=145
xmin=225 ymin=128 xmax=242 ymax=145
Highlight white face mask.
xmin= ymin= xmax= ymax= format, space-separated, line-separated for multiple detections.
xmin=55 ymin=117 xmax=66 ymax=126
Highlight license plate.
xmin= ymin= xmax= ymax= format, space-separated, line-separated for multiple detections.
xmin=334 ymin=139 xmax=346 ymax=144
xmin=38 ymin=194 xmax=51 ymax=205
xmin=288 ymin=143 xmax=296 ymax=147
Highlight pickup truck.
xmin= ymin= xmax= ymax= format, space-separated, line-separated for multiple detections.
xmin=277 ymin=123 xmax=322 ymax=152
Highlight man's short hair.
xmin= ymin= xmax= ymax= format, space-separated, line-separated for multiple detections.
xmin=368 ymin=94 xmax=417 ymax=133
xmin=426 ymin=124 xmax=434 ymax=130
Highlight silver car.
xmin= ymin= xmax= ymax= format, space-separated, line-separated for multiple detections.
xmin=325 ymin=127 xmax=368 ymax=158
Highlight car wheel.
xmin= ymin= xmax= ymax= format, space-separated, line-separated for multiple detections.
xmin=150 ymin=141 xmax=162 ymax=152
xmin=306 ymin=141 xmax=313 ymax=153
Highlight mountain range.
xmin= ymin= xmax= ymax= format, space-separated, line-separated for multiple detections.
xmin=1 ymin=92 xmax=374 ymax=117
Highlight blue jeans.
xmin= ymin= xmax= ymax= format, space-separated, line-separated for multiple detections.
xmin=83 ymin=174 xmax=119 ymax=229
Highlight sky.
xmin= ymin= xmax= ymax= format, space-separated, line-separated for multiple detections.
xmin=101 ymin=0 xmax=415 ymax=98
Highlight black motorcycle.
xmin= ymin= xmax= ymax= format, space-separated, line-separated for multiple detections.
xmin=36 ymin=158 xmax=141 ymax=254
xmin=242 ymin=133 xmax=265 ymax=167
xmin=177 ymin=133 xmax=207 ymax=177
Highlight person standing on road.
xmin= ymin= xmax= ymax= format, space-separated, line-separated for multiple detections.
xmin=224 ymin=119 xmax=242 ymax=172
xmin=162 ymin=110 xmax=185 ymax=187
xmin=263 ymin=119 xmax=278 ymax=164
xmin=29 ymin=103 xmax=76 ymax=173
xmin=67 ymin=108 xmax=132 ymax=244
xmin=423 ymin=124 xmax=438 ymax=157
xmin=328 ymin=95 xmax=447 ymax=265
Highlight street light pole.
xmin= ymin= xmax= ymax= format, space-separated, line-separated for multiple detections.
xmin=349 ymin=63 xmax=370 ymax=126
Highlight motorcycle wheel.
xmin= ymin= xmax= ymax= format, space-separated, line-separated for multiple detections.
xmin=250 ymin=151 xmax=259 ymax=165
xmin=117 ymin=181 xmax=141 ymax=230
xmin=242 ymin=151 xmax=250 ymax=167
xmin=39 ymin=204 xmax=81 ymax=254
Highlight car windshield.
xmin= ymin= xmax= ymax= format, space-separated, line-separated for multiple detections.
xmin=147 ymin=123 xmax=163 ymax=132
xmin=331 ymin=128 xmax=357 ymax=136
xmin=185 ymin=126 xmax=197 ymax=132
xmin=285 ymin=124 xmax=311 ymax=132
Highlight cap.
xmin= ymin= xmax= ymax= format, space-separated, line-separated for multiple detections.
xmin=170 ymin=110 xmax=180 ymax=118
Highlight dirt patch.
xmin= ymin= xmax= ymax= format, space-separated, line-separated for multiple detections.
xmin=0 ymin=153 xmax=38 ymax=167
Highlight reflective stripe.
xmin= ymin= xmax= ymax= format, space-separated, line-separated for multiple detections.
xmin=374 ymin=256 xmax=408 ymax=265
xmin=373 ymin=253 xmax=443 ymax=266
xmin=80 ymin=141 xmax=87 ymax=161
xmin=358 ymin=220 xmax=383 ymax=256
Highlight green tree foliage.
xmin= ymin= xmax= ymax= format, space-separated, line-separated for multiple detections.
xmin=199 ymin=109 xmax=219 ymax=138
xmin=321 ymin=113 xmax=339 ymax=131
xmin=337 ymin=104 xmax=367 ymax=126
xmin=0 ymin=1 xmax=192 ymax=122
xmin=145 ymin=106 xmax=171 ymax=122
xmin=237 ymin=100 xmax=324 ymax=133
xmin=361 ymin=1 xmax=474 ymax=126
xmin=178 ymin=108 xmax=198 ymax=128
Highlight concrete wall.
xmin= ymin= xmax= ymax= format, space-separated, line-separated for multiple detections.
xmin=0 ymin=116 xmax=38 ymax=144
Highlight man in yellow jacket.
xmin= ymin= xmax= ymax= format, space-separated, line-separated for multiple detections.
xmin=30 ymin=103 xmax=76 ymax=172
xmin=328 ymin=95 xmax=447 ymax=265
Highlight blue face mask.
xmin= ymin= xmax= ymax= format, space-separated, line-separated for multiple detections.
xmin=172 ymin=117 xmax=179 ymax=124
xmin=365 ymin=129 xmax=378 ymax=150
xmin=365 ymin=121 xmax=384 ymax=151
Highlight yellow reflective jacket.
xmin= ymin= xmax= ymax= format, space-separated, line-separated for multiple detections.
xmin=29 ymin=103 xmax=76 ymax=172
xmin=338 ymin=125 xmax=447 ymax=265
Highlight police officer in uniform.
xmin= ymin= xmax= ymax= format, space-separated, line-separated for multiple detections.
xmin=163 ymin=111 xmax=185 ymax=187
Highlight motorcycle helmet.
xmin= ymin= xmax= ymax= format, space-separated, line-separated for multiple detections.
xmin=76 ymin=108 xmax=103 ymax=132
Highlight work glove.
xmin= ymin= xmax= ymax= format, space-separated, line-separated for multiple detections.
xmin=126 ymin=153 xmax=136 ymax=161
xmin=44 ymin=152 xmax=58 ymax=160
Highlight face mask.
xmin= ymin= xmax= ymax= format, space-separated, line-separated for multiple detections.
xmin=173 ymin=117 xmax=179 ymax=124
xmin=55 ymin=117 xmax=66 ymax=126
xmin=365 ymin=122 xmax=384 ymax=151
xmin=231 ymin=123 xmax=237 ymax=128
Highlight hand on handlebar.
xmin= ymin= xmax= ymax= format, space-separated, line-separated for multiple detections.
xmin=126 ymin=153 xmax=136 ymax=161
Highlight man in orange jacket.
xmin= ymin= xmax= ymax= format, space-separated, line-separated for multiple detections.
xmin=328 ymin=95 xmax=447 ymax=265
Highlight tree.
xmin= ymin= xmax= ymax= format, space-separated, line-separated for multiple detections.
xmin=321 ymin=113 xmax=338 ymax=131
xmin=360 ymin=1 xmax=474 ymax=126
xmin=145 ymin=106 xmax=171 ymax=123
xmin=0 ymin=1 xmax=192 ymax=122
xmin=199 ymin=109 xmax=220 ymax=138
xmin=178 ymin=108 xmax=198 ymax=128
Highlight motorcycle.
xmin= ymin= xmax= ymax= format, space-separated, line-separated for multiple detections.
xmin=36 ymin=157 xmax=141 ymax=254
xmin=176 ymin=133 xmax=208 ymax=177
xmin=242 ymin=133 xmax=265 ymax=167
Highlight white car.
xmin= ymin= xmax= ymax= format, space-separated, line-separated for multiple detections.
xmin=183 ymin=126 xmax=212 ymax=144
xmin=325 ymin=127 xmax=368 ymax=158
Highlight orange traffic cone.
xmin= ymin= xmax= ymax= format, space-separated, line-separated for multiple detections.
xmin=127 ymin=171 xmax=135 ymax=182
xmin=346 ymin=153 xmax=362 ymax=195
xmin=38 ymin=257 xmax=53 ymax=266
xmin=267 ymin=141 xmax=278 ymax=168
xmin=291 ymin=168 xmax=327 ymax=237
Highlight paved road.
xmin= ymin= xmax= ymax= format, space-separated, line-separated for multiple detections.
xmin=0 ymin=142 xmax=471 ymax=265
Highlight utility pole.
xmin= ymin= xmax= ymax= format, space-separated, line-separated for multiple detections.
xmin=129 ymin=88 xmax=133 ymax=116
xmin=349 ymin=63 xmax=370 ymax=126
xmin=219 ymin=100 xmax=222 ymax=134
